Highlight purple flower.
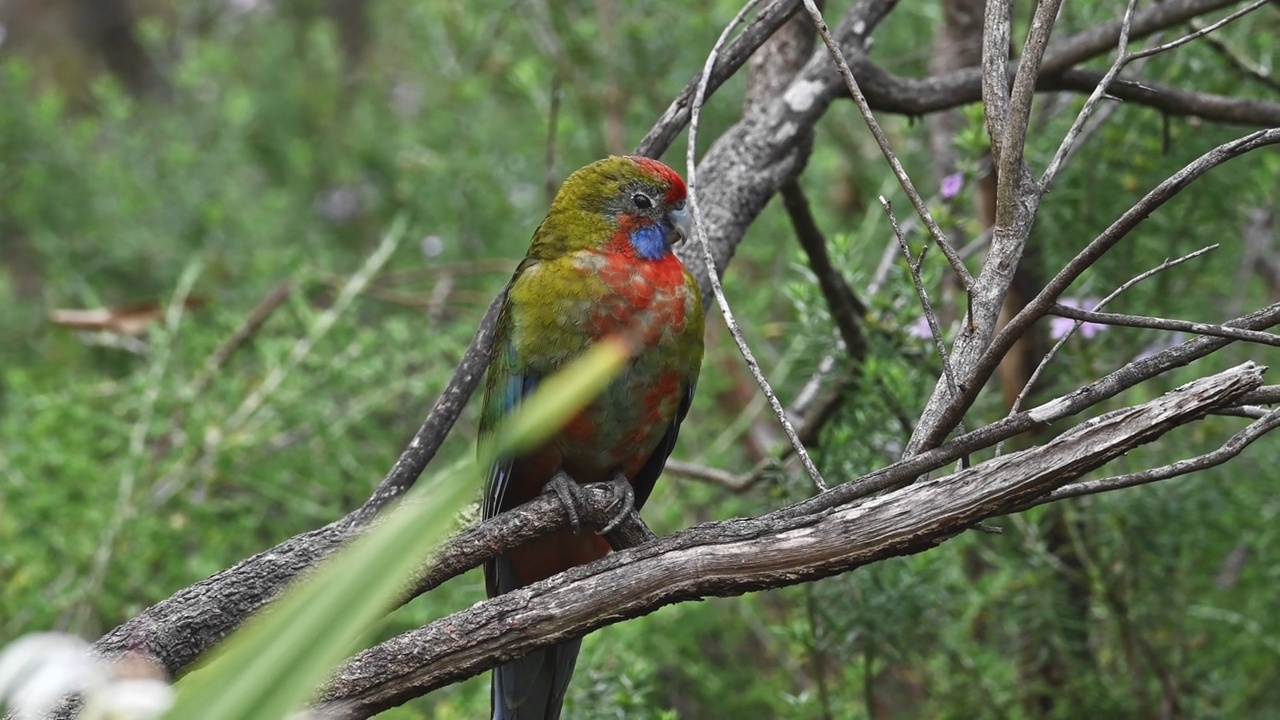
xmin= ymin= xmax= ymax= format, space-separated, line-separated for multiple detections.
xmin=1133 ymin=332 xmax=1187 ymax=361
xmin=907 ymin=316 xmax=933 ymax=339
xmin=1050 ymin=297 xmax=1106 ymax=340
xmin=940 ymin=173 xmax=964 ymax=200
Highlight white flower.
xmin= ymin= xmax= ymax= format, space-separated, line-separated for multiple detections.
xmin=86 ymin=677 xmax=174 ymax=719
xmin=0 ymin=633 xmax=173 ymax=720
xmin=0 ymin=634 xmax=102 ymax=720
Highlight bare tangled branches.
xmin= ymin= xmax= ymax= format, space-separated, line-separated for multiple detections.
xmin=71 ymin=0 xmax=1280 ymax=717
xmin=317 ymin=362 xmax=1266 ymax=717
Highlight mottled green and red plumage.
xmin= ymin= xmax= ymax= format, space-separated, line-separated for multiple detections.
xmin=479 ymin=156 xmax=704 ymax=720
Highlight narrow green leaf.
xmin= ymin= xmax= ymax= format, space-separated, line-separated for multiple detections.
xmin=498 ymin=335 xmax=633 ymax=454
xmin=164 ymin=336 xmax=630 ymax=720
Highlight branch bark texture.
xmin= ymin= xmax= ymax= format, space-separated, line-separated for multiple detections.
xmin=316 ymin=363 xmax=1265 ymax=717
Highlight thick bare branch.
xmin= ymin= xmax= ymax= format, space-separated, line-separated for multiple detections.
xmin=1033 ymin=406 xmax=1280 ymax=505
xmin=904 ymin=0 xmax=1060 ymax=456
xmin=1044 ymin=69 xmax=1280 ymax=126
xmin=1236 ymin=385 xmax=1280 ymax=405
xmin=981 ymin=0 xmax=1014 ymax=150
xmin=405 ymin=484 xmax=654 ymax=605
xmin=1005 ymin=0 xmax=1065 ymax=172
xmin=636 ymin=0 xmax=803 ymax=158
xmin=90 ymin=518 xmax=361 ymax=678
xmin=315 ymin=363 xmax=1265 ymax=717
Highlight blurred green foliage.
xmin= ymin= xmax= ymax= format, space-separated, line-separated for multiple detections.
xmin=2 ymin=0 xmax=1279 ymax=718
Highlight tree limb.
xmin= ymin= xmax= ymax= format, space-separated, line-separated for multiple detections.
xmin=1032 ymin=406 xmax=1280 ymax=505
xmin=834 ymin=0 xmax=1280 ymax=126
xmin=904 ymin=0 xmax=1055 ymax=456
xmin=314 ymin=362 xmax=1266 ymax=717
xmin=636 ymin=0 xmax=803 ymax=158
xmin=1045 ymin=69 xmax=1280 ymax=126
xmin=403 ymin=484 xmax=655 ymax=605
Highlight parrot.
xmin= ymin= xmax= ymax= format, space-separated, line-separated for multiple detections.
xmin=479 ymin=155 xmax=705 ymax=720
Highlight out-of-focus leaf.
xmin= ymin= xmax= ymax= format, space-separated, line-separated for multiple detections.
xmin=164 ymin=337 xmax=633 ymax=720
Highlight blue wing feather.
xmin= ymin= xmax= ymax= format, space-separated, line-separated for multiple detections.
xmin=481 ymin=336 xmax=540 ymax=523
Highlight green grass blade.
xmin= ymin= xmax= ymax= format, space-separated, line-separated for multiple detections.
xmin=164 ymin=337 xmax=631 ymax=719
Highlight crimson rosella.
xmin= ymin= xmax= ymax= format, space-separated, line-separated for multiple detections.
xmin=479 ymin=156 xmax=704 ymax=719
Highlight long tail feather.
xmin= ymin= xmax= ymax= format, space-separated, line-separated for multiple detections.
xmin=491 ymin=638 xmax=582 ymax=720
xmin=490 ymin=554 xmax=582 ymax=719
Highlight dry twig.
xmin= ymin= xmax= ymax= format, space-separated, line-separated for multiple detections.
xmin=1049 ymin=304 xmax=1280 ymax=348
xmin=686 ymin=0 xmax=829 ymax=493
xmin=919 ymin=128 xmax=1280 ymax=451
xmin=801 ymin=0 xmax=973 ymax=290
xmin=1033 ymin=407 xmax=1280 ymax=505
xmin=1000 ymin=244 xmax=1220 ymax=455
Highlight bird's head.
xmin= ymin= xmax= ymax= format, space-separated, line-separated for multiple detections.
xmin=532 ymin=156 xmax=691 ymax=261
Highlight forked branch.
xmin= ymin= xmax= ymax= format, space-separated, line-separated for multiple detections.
xmin=314 ymin=363 xmax=1267 ymax=717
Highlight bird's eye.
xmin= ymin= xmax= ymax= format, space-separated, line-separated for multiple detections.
xmin=632 ymin=192 xmax=654 ymax=210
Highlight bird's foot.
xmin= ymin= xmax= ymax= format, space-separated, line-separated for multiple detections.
xmin=596 ymin=472 xmax=636 ymax=536
xmin=542 ymin=471 xmax=583 ymax=533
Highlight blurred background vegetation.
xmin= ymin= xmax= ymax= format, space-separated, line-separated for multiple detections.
xmin=2 ymin=0 xmax=1279 ymax=717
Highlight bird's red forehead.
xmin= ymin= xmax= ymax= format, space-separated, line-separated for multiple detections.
xmin=633 ymin=157 xmax=687 ymax=204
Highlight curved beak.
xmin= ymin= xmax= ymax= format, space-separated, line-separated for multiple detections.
xmin=666 ymin=201 xmax=692 ymax=246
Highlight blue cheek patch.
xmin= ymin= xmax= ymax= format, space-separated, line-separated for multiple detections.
xmin=629 ymin=223 xmax=669 ymax=260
